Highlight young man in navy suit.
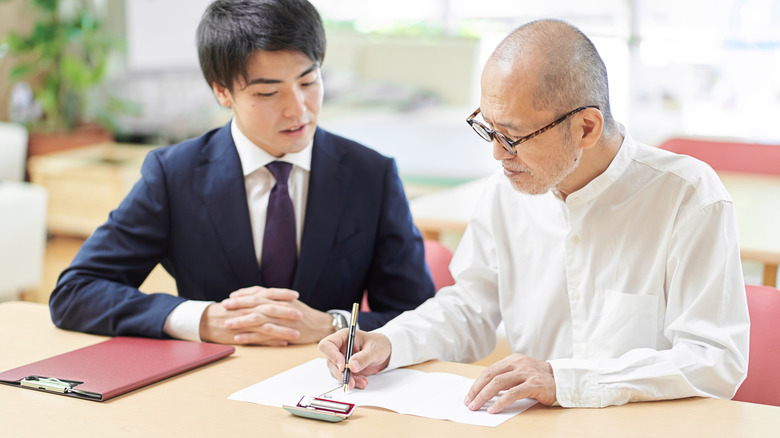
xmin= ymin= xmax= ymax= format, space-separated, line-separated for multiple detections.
xmin=49 ymin=0 xmax=435 ymax=345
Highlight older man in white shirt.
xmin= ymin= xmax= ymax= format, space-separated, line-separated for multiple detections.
xmin=319 ymin=19 xmax=749 ymax=411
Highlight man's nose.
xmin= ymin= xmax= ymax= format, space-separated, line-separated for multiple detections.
xmin=283 ymin=89 xmax=306 ymax=118
xmin=493 ymin=140 xmax=514 ymax=161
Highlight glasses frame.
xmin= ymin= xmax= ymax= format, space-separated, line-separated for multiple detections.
xmin=466 ymin=105 xmax=600 ymax=155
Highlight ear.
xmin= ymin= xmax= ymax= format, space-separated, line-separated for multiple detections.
xmin=575 ymin=108 xmax=603 ymax=150
xmin=212 ymin=83 xmax=234 ymax=108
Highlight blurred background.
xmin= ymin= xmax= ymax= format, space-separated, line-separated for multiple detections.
xmin=1 ymin=0 xmax=779 ymax=303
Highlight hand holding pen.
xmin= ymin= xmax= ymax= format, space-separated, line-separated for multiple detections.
xmin=319 ymin=311 xmax=394 ymax=391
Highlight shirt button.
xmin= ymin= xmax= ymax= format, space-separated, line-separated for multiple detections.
xmin=570 ymin=289 xmax=581 ymax=301
xmin=570 ymin=234 xmax=580 ymax=244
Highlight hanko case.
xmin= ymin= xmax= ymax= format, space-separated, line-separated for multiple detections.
xmin=283 ymin=395 xmax=357 ymax=422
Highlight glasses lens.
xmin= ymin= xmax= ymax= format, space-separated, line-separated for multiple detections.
xmin=495 ymin=134 xmax=513 ymax=149
xmin=470 ymin=122 xmax=492 ymax=142
xmin=498 ymin=138 xmax=516 ymax=155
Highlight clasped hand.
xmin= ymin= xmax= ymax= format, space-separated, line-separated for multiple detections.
xmin=199 ymin=286 xmax=332 ymax=346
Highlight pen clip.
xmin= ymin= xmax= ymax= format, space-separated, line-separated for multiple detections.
xmin=348 ymin=302 xmax=359 ymax=326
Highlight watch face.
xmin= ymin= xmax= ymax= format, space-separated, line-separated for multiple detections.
xmin=329 ymin=312 xmax=346 ymax=330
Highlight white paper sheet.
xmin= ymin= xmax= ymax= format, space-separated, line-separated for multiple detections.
xmin=228 ymin=358 xmax=537 ymax=428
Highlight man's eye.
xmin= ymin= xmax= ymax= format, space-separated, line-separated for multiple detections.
xmin=301 ymin=78 xmax=319 ymax=87
xmin=255 ymin=91 xmax=276 ymax=97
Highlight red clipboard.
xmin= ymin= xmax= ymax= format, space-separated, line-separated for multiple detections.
xmin=0 ymin=336 xmax=235 ymax=401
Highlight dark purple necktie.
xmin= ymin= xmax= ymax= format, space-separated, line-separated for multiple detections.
xmin=261 ymin=161 xmax=297 ymax=289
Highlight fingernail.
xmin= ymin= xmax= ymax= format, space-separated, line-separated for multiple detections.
xmin=463 ymin=396 xmax=471 ymax=405
xmin=468 ymin=401 xmax=476 ymax=410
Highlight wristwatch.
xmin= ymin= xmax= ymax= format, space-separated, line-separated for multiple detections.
xmin=327 ymin=310 xmax=348 ymax=332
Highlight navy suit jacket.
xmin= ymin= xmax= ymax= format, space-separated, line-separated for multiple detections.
xmin=50 ymin=125 xmax=435 ymax=337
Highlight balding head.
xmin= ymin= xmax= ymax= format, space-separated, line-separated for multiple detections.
xmin=487 ymin=19 xmax=615 ymax=134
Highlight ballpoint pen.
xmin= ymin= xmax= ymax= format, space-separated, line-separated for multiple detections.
xmin=342 ymin=302 xmax=359 ymax=392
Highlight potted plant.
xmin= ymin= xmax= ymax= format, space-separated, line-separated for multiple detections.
xmin=2 ymin=0 xmax=129 ymax=155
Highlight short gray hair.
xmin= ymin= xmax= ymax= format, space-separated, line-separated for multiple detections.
xmin=492 ymin=19 xmax=616 ymax=133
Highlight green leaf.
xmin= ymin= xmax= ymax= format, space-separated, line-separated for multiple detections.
xmin=4 ymin=0 xmax=130 ymax=133
xmin=61 ymin=54 xmax=92 ymax=89
xmin=33 ymin=0 xmax=58 ymax=13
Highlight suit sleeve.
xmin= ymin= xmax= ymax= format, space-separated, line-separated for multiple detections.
xmin=358 ymin=159 xmax=436 ymax=330
xmin=49 ymin=152 xmax=185 ymax=338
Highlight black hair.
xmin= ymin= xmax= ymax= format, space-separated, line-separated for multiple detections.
xmin=197 ymin=0 xmax=326 ymax=92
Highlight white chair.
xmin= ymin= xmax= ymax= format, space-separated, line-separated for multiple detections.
xmin=0 ymin=122 xmax=28 ymax=181
xmin=0 ymin=122 xmax=48 ymax=301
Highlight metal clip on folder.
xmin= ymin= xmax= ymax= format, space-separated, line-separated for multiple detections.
xmin=20 ymin=376 xmax=77 ymax=393
xmin=18 ymin=376 xmax=101 ymax=399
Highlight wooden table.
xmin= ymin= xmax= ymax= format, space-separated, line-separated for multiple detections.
xmin=0 ymin=302 xmax=777 ymax=437
xmin=411 ymin=172 xmax=780 ymax=287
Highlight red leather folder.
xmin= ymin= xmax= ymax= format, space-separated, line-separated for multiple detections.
xmin=0 ymin=336 xmax=235 ymax=401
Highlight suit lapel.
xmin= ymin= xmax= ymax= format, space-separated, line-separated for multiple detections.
xmin=193 ymin=124 xmax=262 ymax=286
xmin=294 ymin=129 xmax=352 ymax=296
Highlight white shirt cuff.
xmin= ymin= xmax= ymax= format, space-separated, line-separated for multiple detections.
xmin=548 ymin=357 xmax=600 ymax=407
xmin=373 ymin=323 xmax=416 ymax=372
xmin=163 ymin=300 xmax=214 ymax=342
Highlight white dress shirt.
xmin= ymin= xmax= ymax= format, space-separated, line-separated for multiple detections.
xmin=163 ymin=119 xmax=312 ymax=341
xmin=234 ymin=121 xmax=311 ymax=261
xmin=375 ymin=125 xmax=750 ymax=407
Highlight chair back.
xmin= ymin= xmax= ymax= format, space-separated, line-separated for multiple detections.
xmin=657 ymin=137 xmax=780 ymax=177
xmin=732 ymin=285 xmax=780 ymax=406
xmin=0 ymin=122 xmax=29 ymax=182
xmin=360 ymin=239 xmax=455 ymax=312
xmin=423 ymin=239 xmax=455 ymax=291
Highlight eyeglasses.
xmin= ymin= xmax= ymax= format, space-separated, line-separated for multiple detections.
xmin=466 ymin=105 xmax=599 ymax=155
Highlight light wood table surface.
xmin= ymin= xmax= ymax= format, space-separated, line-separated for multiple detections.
xmin=411 ymin=172 xmax=780 ymax=286
xmin=1 ymin=302 xmax=778 ymax=437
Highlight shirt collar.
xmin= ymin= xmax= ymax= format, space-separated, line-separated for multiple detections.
xmin=559 ymin=123 xmax=636 ymax=205
xmin=231 ymin=118 xmax=313 ymax=177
